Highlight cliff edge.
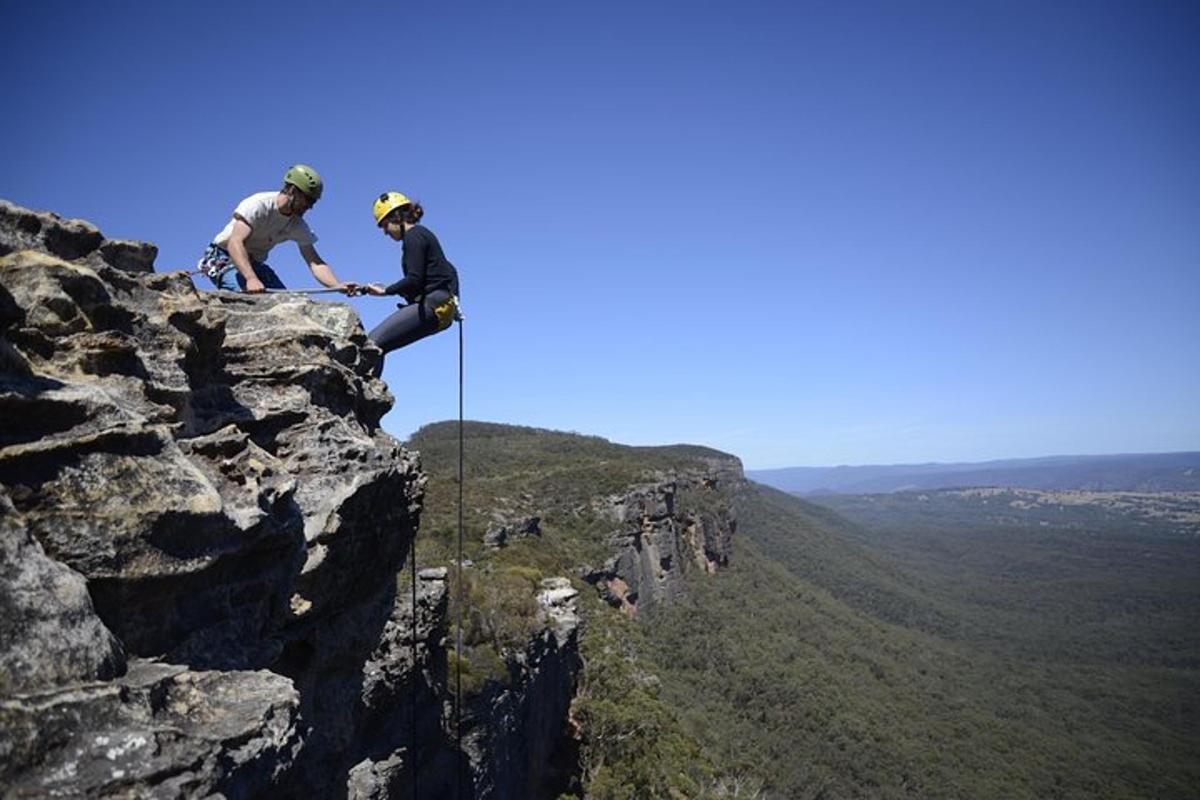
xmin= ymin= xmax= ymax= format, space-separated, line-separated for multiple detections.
xmin=0 ymin=201 xmax=579 ymax=799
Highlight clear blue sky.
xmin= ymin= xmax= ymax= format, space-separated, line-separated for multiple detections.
xmin=3 ymin=1 xmax=1197 ymax=468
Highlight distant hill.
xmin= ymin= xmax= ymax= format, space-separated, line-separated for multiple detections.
xmin=748 ymin=451 xmax=1200 ymax=494
xmin=412 ymin=423 xmax=1200 ymax=798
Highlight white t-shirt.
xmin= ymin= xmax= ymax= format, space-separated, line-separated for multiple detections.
xmin=211 ymin=191 xmax=317 ymax=262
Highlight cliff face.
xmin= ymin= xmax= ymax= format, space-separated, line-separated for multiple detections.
xmin=0 ymin=201 xmax=580 ymax=799
xmin=462 ymin=579 xmax=582 ymax=799
xmin=585 ymin=464 xmax=742 ymax=615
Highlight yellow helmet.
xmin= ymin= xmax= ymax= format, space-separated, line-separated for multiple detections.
xmin=373 ymin=191 xmax=412 ymax=226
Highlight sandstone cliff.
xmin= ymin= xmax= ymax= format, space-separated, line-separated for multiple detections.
xmin=584 ymin=468 xmax=740 ymax=615
xmin=0 ymin=200 xmax=581 ymax=799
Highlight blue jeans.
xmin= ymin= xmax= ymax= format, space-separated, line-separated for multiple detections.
xmin=197 ymin=244 xmax=285 ymax=291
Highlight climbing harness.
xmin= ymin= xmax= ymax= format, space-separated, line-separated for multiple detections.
xmin=193 ymin=244 xmax=241 ymax=282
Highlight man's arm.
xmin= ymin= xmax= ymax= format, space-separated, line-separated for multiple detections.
xmin=299 ymin=243 xmax=356 ymax=293
xmin=227 ymin=217 xmax=265 ymax=293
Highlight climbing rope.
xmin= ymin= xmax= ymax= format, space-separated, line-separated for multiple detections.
xmin=455 ymin=315 xmax=466 ymax=798
xmin=410 ymin=524 xmax=419 ymax=800
xmin=261 ymin=287 xmax=347 ymax=295
xmin=410 ymin=316 xmax=465 ymax=799
xmin=184 ymin=266 xmax=348 ymax=295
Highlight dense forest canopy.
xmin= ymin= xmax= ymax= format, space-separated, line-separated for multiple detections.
xmin=411 ymin=424 xmax=1200 ymax=798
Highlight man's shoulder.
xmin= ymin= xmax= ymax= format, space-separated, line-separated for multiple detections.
xmin=236 ymin=192 xmax=281 ymax=218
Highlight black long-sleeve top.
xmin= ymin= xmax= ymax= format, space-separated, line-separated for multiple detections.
xmin=384 ymin=224 xmax=460 ymax=304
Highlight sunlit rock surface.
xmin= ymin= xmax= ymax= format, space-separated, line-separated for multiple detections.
xmin=0 ymin=200 xmax=580 ymax=798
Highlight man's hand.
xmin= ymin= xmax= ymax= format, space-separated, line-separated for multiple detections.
xmin=339 ymin=282 xmax=361 ymax=296
xmin=244 ymin=277 xmax=266 ymax=294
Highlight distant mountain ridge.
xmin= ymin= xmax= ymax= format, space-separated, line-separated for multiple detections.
xmin=748 ymin=451 xmax=1200 ymax=494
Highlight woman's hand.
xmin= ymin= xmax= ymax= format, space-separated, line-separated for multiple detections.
xmin=364 ymin=283 xmax=388 ymax=297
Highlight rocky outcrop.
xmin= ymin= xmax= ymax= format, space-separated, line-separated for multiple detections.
xmin=483 ymin=514 xmax=541 ymax=549
xmin=463 ymin=578 xmax=582 ymax=798
xmin=584 ymin=464 xmax=742 ymax=615
xmin=0 ymin=493 xmax=125 ymax=696
xmin=0 ymin=200 xmax=580 ymax=799
xmin=0 ymin=199 xmax=157 ymax=274
xmin=0 ymin=661 xmax=302 ymax=799
xmin=344 ymin=571 xmax=582 ymax=800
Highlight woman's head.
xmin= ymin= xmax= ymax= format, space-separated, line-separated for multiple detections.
xmin=373 ymin=191 xmax=423 ymax=239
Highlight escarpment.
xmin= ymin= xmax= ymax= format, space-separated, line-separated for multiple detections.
xmin=0 ymin=201 xmax=581 ymax=799
xmin=583 ymin=464 xmax=742 ymax=615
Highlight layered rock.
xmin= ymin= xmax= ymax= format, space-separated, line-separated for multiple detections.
xmin=482 ymin=514 xmax=541 ymax=549
xmin=0 ymin=661 xmax=302 ymax=799
xmin=584 ymin=463 xmax=742 ymax=615
xmin=463 ymin=578 xmax=582 ymax=798
xmin=0 ymin=493 xmax=125 ymax=696
xmin=343 ymin=570 xmax=583 ymax=800
xmin=0 ymin=199 xmax=157 ymax=274
xmin=0 ymin=201 xmax=581 ymax=798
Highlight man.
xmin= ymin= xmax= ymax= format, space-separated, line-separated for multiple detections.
xmin=198 ymin=164 xmax=356 ymax=294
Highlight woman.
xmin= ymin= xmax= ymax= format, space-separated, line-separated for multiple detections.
xmin=363 ymin=192 xmax=461 ymax=374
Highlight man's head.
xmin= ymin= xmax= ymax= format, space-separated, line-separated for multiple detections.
xmin=282 ymin=164 xmax=323 ymax=215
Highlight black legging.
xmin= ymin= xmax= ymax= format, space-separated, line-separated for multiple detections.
xmin=367 ymin=289 xmax=452 ymax=376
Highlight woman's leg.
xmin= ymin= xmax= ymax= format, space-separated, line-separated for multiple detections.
xmin=367 ymin=303 xmax=440 ymax=376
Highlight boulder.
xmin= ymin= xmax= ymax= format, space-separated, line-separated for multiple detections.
xmin=0 ymin=660 xmax=302 ymax=798
xmin=0 ymin=199 xmax=157 ymax=273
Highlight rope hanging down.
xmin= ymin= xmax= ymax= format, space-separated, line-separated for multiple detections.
xmin=408 ymin=316 xmax=465 ymax=799
xmin=410 ymin=521 xmax=419 ymax=800
xmin=455 ymin=316 xmax=466 ymax=798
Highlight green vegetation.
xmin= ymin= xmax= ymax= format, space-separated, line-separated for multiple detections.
xmin=817 ymin=489 xmax=1200 ymax=665
xmin=407 ymin=422 xmax=1200 ymax=798
xmin=408 ymin=421 xmax=728 ymax=796
xmin=572 ymin=595 xmax=718 ymax=798
xmin=641 ymin=485 xmax=1200 ymax=798
xmin=409 ymin=421 xmax=720 ymax=568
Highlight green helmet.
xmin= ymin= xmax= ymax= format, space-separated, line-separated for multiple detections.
xmin=284 ymin=164 xmax=323 ymax=200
